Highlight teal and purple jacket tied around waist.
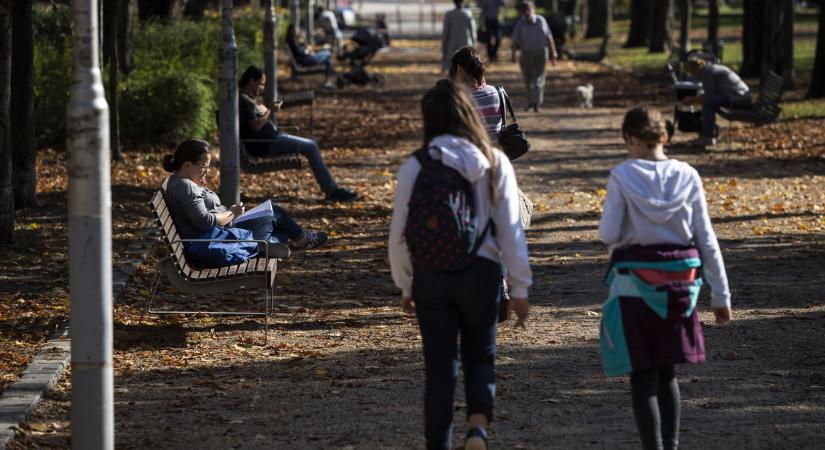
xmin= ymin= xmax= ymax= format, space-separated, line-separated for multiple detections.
xmin=600 ymin=245 xmax=706 ymax=377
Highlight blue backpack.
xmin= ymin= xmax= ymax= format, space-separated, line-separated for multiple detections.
xmin=404 ymin=147 xmax=491 ymax=272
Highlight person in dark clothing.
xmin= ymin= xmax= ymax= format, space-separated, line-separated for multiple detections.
xmin=238 ymin=66 xmax=357 ymax=202
xmin=286 ymin=24 xmax=336 ymax=90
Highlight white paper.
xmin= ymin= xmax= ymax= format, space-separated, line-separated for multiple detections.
xmin=232 ymin=199 xmax=274 ymax=225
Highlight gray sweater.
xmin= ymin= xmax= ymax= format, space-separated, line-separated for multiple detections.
xmin=164 ymin=175 xmax=227 ymax=238
xmin=699 ymin=63 xmax=750 ymax=100
xmin=441 ymin=7 xmax=476 ymax=70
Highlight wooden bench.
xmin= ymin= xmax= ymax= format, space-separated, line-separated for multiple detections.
xmin=142 ymin=179 xmax=279 ymax=340
xmin=215 ymin=110 xmax=303 ymax=174
xmin=284 ymin=43 xmax=327 ymax=80
xmin=719 ymin=71 xmax=783 ymax=125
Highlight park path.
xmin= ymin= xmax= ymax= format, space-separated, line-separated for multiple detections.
xmin=8 ymin=38 xmax=825 ymax=449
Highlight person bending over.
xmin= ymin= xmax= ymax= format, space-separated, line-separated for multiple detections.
xmin=238 ymin=66 xmax=357 ymax=202
xmin=683 ymin=57 xmax=752 ymax=147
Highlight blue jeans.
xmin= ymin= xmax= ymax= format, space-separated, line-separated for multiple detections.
xmin=267 ymin=132 xmax=338 ymax=195
xmin=234 ymin=205 xmax=304 ymax=251
xmin=701 ymin=94 xmax=752 ymax=138
xmin=305 ymin=50 xmax=334 ymax=78
xmin=484 ymin=18 xmax=501 ymax=61
xmin=413 ymin=257 xmax=502 ymax=450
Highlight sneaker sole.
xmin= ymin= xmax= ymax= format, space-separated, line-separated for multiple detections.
xmin=465 ymin=436 xmax=487 ymax=450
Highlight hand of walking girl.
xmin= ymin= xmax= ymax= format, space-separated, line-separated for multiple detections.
xmin=713 ymin=307 xmax=732 ymax=325
xmin=509 ymin=298 xmax=529 ymax=328
xmin=400 ymin=296 xmax=416 ymax=315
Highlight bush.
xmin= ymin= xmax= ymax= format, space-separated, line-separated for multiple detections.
xmin=119 ymin=69 xmax=215 ymax=147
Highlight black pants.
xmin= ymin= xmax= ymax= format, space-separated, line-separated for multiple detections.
xmin=631 ymin=365 xmax=681 ymax=450
xmin=484 ymin=18 xmax=501 ymax=61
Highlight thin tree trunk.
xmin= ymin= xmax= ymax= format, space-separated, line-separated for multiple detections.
xmin=808 ymin=2 xmax=825 ymax=98
xmin=585 ymin=0 xmax=610 ymax=39
xmin=741 ymin=0 xmax=764 ymax=77
xmin=107 ymin=0 xmax=121 ymax=160
xmin=780 ymin=0 xmax=794 ymax=88
xmin=117 ymin=0 xmax=134 ymax=75
xmin=677 ymin=0 xmax=689 ymax=55
xmin=11 ymin=0 xmax=37 ymax=209
xmin=648 ymin=0 xmax=673 ymax=53
xmin=625 ymin=0 xmax=652 ymax=48
xmin=0 ymin=0 xmax=14 ymax=243
xmin=708 ymin=0 xmax=719 ymax=45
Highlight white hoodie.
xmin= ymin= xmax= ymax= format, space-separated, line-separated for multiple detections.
xmin=599 ymin=159 xmax=731 ymax=308
xmin=388 ymin=135 xmax=532 ymax=299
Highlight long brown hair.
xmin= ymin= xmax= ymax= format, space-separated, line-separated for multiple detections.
xmin=421 ymin=79 xmax=497 ymax=197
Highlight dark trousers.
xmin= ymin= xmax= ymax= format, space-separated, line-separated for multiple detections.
xmin=631 ymin=365 xmax=681 ymax=450
xmin=701 ymin=94 xmax=753 ymax=138
xmin=484 ymin=18 xmax=501 ymax=61
xmin=413 ymin=257 xmax=502 ymax=450
xmin=267 ymin=132 xmax=338 ymax=195
xmin=234 ymin=205 xmax=304 ymax=248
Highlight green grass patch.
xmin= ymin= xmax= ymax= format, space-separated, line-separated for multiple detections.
xmin=783 ymin=98 xmax=825 ymax=119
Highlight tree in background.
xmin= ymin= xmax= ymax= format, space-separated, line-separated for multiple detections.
xmin=625 ymin=0 xmax=652 ymax=48
xmin=0 ymin=0 xmax=14 ymax=243
xmin=118 ymin=0 xmax=135 ymax=74
xmin=676 ymin=0 xmax=689 ymax=55
xmin=809 ymin=1 xmax=825 ymax=98
xmin=585 ymin=0 xmax=611 ymax=39
xmin=648 ymin=0 xmax=673 ymax=53
xmin=741 ymin=0 xmax=764 ymax=77
xmin=707 ymin=0 xmax=719 ymax=55
xmin=11 ymin=0 xmax=37 ymax=209
xmin=105 ymin=0 xmax=123 ymax=160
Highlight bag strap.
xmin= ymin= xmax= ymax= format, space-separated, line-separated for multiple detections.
xmin=496 ymin=85 xmax=519 ymax=125
xmin=495 ymin=85 xmax=507 ymax=127
xmin=469 ymin=219 xmax=494 ymax=256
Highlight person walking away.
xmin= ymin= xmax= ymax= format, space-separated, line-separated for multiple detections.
xmin=389 ymin=79 xmax=532 ymax=450
xmin=510 ymin=1 xmax=558 ymax=112
xmin=238 ymin=66 xmax=357 ymax=201
xmin=480 ymin=0 xmax=505 ymax=62
xmin=598 ymin=107 xmax=733 ymax=450
xmin=441 ymin=0 xmax=476 ymax=74
xmin=682 ymin=57 xmax=752 ymax=148
xmin=449 ymin=46 xmax=502 ymax=136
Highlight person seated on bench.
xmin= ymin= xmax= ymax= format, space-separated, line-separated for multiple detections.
xmin=238 ymin=66 xmax=358 ymax=202
xmin=286 ymin=23 xmax=336 ymax=90
xmin=162 ymin=138 xmax=329 ymax=259
xmin=314 ymin=5 xmax=343 ymax=55
xmin=682 ymin=57 xmax=753 ymax=147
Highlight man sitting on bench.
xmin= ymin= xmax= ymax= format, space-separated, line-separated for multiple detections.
xmin=682 ymin=57 xmax=753 ymax=147
xmin=239 ymin=66 xmax=357 ymax=202
xmin=286 ymin=24 xmax=336 ymax=90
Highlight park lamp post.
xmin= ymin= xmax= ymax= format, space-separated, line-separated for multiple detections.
xmin=263 ymin=0 xmax=279 ymax=108
xmin=66 ymin=0 xmax=114 ymax=448
xmin=219 ymin=0 xmax=241 ymax=205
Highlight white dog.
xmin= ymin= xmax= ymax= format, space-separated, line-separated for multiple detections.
xmin=575 ymin=83 xmax=594 ymax=108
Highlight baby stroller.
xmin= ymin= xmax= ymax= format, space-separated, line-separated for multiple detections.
xmin=336 ymin=27 xmax=388 ymax=88
xmin=667 ymin=49 xmax=719 ymax=139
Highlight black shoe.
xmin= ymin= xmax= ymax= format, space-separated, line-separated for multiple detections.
xmin=465 ymin=427 xmax=488 ymax=450
xmin=290 ymin=231 xmax=328 ymax=251
xmin=326 ymin=187 xmax=357 ymax=202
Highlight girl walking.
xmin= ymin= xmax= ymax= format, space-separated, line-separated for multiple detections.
xmin=389 ymin=80 xmax=532 ymax=450
xmin=598 ymin=107 xmax=733 ymax=450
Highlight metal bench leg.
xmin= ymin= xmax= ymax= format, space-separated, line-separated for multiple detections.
xmin=139 ymin=266 xmax=163 ymax=324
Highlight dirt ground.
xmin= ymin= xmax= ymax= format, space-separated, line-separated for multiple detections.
xmin=7 ymin=39 xmax=825 ymax=449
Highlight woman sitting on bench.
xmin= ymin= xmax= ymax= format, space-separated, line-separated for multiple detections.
xmin=286 ymin=23 xmax=336 ymax=90
xmin=162 ymin=138 xmax=328 ymax=260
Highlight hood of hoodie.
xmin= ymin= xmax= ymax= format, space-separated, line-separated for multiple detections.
xmin=427 ymin=134 xmax=491 ymax=183
xmin=610 ymin=159 xmax=697 ymax=225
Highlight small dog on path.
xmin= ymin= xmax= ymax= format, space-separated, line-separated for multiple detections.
xmin=575 ymin=83 xmax=594 ymax=108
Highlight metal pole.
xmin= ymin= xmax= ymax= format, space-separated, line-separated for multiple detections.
xmin=218 ymin=0 xmax=240 ymax=205
xmin=67 ymin=0 xmax=113 ymax=448
xmin=431 ymin=2 xmax=436 ymax=33
xmin=418 ymin=0 xmax=423 ymax=34
xmin=289 ymin=0 xmax=298 ymax=28
xmin=263 ymin=0 xmax=278 ymax=106
xmin=396 ymin=4 xmax=402 ymax=34
xmin=307 ymin=0 xmax=315 ymax=45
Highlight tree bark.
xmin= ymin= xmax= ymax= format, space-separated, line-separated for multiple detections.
xmin=677 ymin=0 xmax=689 ymax=55
xmin=625 ymin=0 xmax=652 ymax=48
xmin=741 ymin=0 xmax=764 ymax=78
xmin=11 ymin=0 xmax=37 ymax=209
xmin=648 ymin=0 xmax=673 ymax=53
xmin=780 ymin=0 xmax=795 ymax=88
xmin=0 ymin=0 xmax=14 ymax=243
xmin=118 ymin=0 xmax=134 ymax=75
xmin=809 ymin=2 xmax=825 ymax=98
xmin=707 ymin=0 xmax=719 ymax=45
xmin=585 ymin=0 xmax=610 ymax=39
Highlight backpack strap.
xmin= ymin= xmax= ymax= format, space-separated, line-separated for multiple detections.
xmin=469 ymin=219 xmax=493 ymax=256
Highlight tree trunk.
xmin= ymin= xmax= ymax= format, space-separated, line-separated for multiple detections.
xmin=11 ymin=0 xmax=37 ymax=209
xmin=625 ymin=0 xmax=652 ymax=48
xmin=184 ymin=0 xmax=211 ymax=18
xmin=263 ymin=0 xmax=278 ymax=106
xmin=107 ymin=0 xmax=122 ymax=160
xmin=0 ymin=0 xmax=14 ymax=243
xmin=677 ymin=0 xmax=689 ymax=55
xmin=708 ymin=0 xmax=719 ymax=45
xmin=780 ymin=0 xmax=795 ymax=88
xmin=741 ymin=0 xmax=764 ymax=78
xmin=585 ymin=0 xmax=610 ymax=39
xmin=809 ymin=2 xmax=825 ymax=98
xmin=118 ymin=0 xmax=134 ymax=75
xmin=648 ymin=0 xmax=673 ymax=53
xmin=760 ymin=0 xmax=790 ymax=82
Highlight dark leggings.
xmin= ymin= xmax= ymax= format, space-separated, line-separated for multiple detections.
xmin=630 ymin=365 xmax=681 ymax=450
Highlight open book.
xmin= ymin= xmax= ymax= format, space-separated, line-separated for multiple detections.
xmin=231 ymin=200 xmax=274 ymax=226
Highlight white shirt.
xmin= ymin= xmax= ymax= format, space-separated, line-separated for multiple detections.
xmin=599 ymin=159 xmax=731 ymax=308
xmin=388 ymin=135 xmax=532 ymax=299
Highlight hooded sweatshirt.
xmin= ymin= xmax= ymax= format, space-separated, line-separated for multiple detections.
xmin=599 ymin=159 xmax=730 ymax=308
xmin=389 ymin=134 xmax=532 ymax=299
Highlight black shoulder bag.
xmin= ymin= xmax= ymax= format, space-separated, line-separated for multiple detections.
xmin=495 ymin=85 xmax=531 ymax=161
